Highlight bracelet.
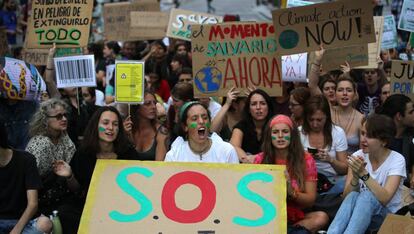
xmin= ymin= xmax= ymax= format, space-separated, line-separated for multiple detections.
xmin=350 ymin=180 xmax=359 ymax=187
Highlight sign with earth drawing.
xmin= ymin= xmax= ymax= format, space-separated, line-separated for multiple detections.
xmin=191 ymin=22 xmax=283 ymax=97
xmin=272 ymin=0 xmax=375 ymax=55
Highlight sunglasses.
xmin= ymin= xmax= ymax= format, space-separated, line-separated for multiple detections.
xmin=47 ymin=113 xmax=67 ymax=120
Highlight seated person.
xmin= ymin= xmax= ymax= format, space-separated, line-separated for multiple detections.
xmin=328 ymin=114 xmax=406 ymax=234
xmin=0 ymin=120 xmax=52 ymax=234
xmin=165 ymin=101 xmax=239 ymax=163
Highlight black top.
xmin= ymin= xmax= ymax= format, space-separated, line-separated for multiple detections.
xmin=233 ymin=120 xmax=262 ymax=155
xmin=70 ymin=145 xmax=140 ymax=204
xmin=0 ymin=150 xmax=42 ymax=219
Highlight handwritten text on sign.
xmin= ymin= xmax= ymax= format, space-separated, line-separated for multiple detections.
xmin=391 ymin=60 xmax=414 ymax=100
xmin=191 ymin=22 xmax=282 ymax=97
xmin=271 ymin=0 xmax=375 ymax=55
xmin=78 ymin=160 xmax=287 ymax=233
xmin=166 ymin=8 xmax=223 ymax=41
xmin=27 ymin=0 xmax=93 ymax=48
xmin=281 ymin=53 xmax=308 ymax=82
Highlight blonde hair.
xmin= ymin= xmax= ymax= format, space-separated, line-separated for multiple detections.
xmin=29 ymin=98 xmax=68 ymax=137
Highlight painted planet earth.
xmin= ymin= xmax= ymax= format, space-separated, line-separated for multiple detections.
xmin=194 ymin=67 xmax=222 ymax=93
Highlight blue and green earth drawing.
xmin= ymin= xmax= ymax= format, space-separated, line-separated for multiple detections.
xmin=194 ymin=67 xmax=222 ymax=93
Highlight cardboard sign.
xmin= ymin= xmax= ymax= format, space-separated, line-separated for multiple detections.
xmin=103 ymin=2 xmax=160 ymax=41
xmin=0 ymin=57 xmax=46 ymax=100
xmin=378 ymin=214 xmax=414 ymax=234
xmin=22 ymin=47 xmax=83 ymax=66
xmin=54 ymin=55 xmax=96 ymax=88
xmin=129 ymin=11 xmax=169 ymax=40
xmin=191 ymin=22 xmax=283 ymax=97
xmin=0 ymin=29 xmax=8 ymax=57
xmin=308 ymin=44 xmax=368 ymax=72
xmin=271 ymin=0 xmax=375 ymax=55
xmin=390 ymin=60 xmax=414 ymax=100
xmin=115 ymin=61 xmax=144 ymax=103
xmin=166 ymin=8 xmax=223 ymax=41
xmin=381 ymin=15 xmax=398 ymax=50
xmin=355 ymin=16 xmax=384 ymax=69
xmin=398 ymin=0 xmax=414 ymax=32
xmin=78 ymin=160 xmax=287 ymax=233
xmin=26 ymin=0 xmax=93 ymax=48
xmin=281 ymin=53 xmax=308 ymax=82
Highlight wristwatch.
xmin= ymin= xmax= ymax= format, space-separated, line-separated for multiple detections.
xmin=360 ymin=173 xmax=370 ymax=182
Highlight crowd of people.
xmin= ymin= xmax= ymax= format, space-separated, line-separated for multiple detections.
xmin=1 ymin=1 xmax=414 ymax=234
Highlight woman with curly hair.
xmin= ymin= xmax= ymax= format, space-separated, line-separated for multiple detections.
xmin=26 ymin=98 xmax=76 ymax=214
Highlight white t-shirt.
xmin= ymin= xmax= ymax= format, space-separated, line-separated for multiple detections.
xmin=165 ymin=133 xmax=239 ymax=163
xmin=353 ymin=149 xmax=406 ymax=213
xmin=299 ymin=125 xmax=348 ymax=180
xmin=208 ymin=99 xmax=222 ymax=119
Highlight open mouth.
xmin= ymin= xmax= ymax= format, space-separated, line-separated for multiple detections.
xmin=198 ymin=127 xmax=206 ymax=137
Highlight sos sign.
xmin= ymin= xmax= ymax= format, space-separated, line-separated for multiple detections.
xmin=79 ymin=160 xmax=287 ymax=233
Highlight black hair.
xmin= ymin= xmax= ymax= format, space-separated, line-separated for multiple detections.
xmin=377 ymin=94 xmax=412 ymax=118
xmin=105 ymin=41 xmax=121 ymax=55
xmin=0 ymin=120 xmax=10 ymax=149
xmin=87 ymin=42 xmax=104 ymax=60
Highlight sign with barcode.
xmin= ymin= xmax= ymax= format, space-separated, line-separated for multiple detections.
xmin=54 ymin=55 xmax=96 ymax=88
xmin=115 ymin=61 xmax=144 ymax=103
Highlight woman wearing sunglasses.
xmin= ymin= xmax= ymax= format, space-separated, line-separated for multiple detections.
xmin=123 ymin=91 xmax=169 ymax=161
xmin=26 ymin=98 xmax=76 ymax=215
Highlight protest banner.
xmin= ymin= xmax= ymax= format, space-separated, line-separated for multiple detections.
xmin=191 ymin=22 xmax=283 ymax=97
xmin=398 ymin=0 xmax=414 ymax=32
xmin=381 ymin=15 xmax=398 ymax=50
xmin=22 ymin=47 xmax=83 ymax=66
xmin=129 ymin=11 xmax=169 ymax=40
xmin=54 ymin=55 xmax=96 ymax=88
xmin=271 ymin=0 xmax=375 ymax=55
xmin=355 ymin=16 xmax=384 ymax=69
xmin=308 ymin=44 xmax=368 ymax=72
xmin=0 ymin=57 xmax=46 ymax=100
xmin=103 ymin=2 xmax=160 ymax=41
xmin=78 ymin=160 xmax=287 ymax=233
xmin=390 ymin=60 xmax=414 ymax=100
xmin=115 ymin=61 xmax=144 ymax=103
xmin=0 ymin=29 xmax=8 ymax=57
xmin=166 ymin=8 xmax=223 ymax=41
xmin=281 ymin=53 xmax=308 ymax=82
xmin=410 ymin=33 xmax=414 ymax=48
xmin=26 ymin=0 xmax=93 ymax=48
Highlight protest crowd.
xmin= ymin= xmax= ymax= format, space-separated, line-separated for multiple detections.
xmin=1 ymin=0 xmax=414 ymax=233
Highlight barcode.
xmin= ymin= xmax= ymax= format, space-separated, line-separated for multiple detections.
xmin=56 ymin=59 xmax=94 ymax=83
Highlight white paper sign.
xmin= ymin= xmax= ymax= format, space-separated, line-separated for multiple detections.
xmin=54 ymin=55 xmax=96 ymax=88
xmin=281 ymin=53 xmax=308 ymax=82
xmin=106 ymin=64 xmax=116 ymax=86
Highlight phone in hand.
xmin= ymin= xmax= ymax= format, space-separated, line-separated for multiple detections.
xmin=307 ymin=148 xmax=319 ymax=158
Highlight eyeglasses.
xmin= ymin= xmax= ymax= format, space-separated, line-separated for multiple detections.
xmin=47 ymin=113 xmax=67 ymax=120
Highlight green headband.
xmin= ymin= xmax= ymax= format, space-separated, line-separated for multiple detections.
xmin=179 ymin=101 xmax=201 ymax=121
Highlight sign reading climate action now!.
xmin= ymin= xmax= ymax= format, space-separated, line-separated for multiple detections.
xmin=191 ymin=22 xmax=282 ymax=97
xmin=27 ymin=0 xmax=94 ymax=48
xmin=272 ymin=0 xmax=375 ymax=55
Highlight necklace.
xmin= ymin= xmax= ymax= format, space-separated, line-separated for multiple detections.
xmin=188 ymin=139 xmax=212 ymax=160
xmin=335 ymin=108 xmax=355 ymax=135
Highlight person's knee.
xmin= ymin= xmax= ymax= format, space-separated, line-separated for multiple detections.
xmin=36 ymin=216 xmax=53 ymax=233
xmin=313 ymin=211 xmax=330 ymax=228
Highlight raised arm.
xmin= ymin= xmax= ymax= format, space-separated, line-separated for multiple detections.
xmin=211 ymin=87 xmax=239 ymax=133
xmin=45 ymin=43 xmax=61 ymax=98
xmin=308 ymin=45 xmax=324 ymax=97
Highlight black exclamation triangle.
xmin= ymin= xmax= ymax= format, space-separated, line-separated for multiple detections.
xmin=355 ymin=17 xmax=361 ymax=38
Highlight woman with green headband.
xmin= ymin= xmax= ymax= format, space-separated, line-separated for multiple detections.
xmin=165 ymin=101 xmax=239 ymax=163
